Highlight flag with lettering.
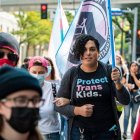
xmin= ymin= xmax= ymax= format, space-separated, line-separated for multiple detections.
xmin=56 ymin=0 xmax=112 ymax=77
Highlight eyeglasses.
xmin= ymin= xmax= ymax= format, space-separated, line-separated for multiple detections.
xmin=0 ymin=51 xmax=18 ymax=62
xmin=1 ymin=96 xmax=45 ymax=108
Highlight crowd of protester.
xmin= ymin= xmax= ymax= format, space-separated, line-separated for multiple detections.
xmin=0 ymin=32 xmax=140 ymax=140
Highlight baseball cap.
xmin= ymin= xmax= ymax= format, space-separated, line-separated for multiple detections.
xmin=28 ymin=56 xmax=48 ymax=69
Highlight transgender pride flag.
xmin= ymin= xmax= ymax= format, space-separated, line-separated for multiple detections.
xmin=48 ymin=0 xmax=69 ymax=78
xmin=56 ymin=0 xmax=114 ymax=77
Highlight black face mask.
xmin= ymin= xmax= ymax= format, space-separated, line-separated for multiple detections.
xmin=7 ymin=107 xmax=39 ymax=133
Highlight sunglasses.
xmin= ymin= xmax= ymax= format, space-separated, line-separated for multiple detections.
xmin=0 ymin=51 xmax=18 ymax=62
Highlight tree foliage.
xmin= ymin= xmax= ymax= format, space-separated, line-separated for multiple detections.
xmin=112 ymin=8 xmax=140 ymax=61
xmin=12 ymin=11 xmax=52 ymax=52
xmin=65 ymin=11 xmax=74 ymax=25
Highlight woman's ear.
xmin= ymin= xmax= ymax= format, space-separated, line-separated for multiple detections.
xmin=0 ymin=102 xmax=11 ymax=119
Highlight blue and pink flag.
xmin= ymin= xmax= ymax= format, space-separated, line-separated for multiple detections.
xmin=48 ymin=0 xmax=69 ymax=78
xmin=56 ymin=0 xmax=115 ymax=76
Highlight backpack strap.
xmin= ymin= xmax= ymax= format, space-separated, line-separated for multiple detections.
xmin=51 ymin=83 xmax=57 ymax=98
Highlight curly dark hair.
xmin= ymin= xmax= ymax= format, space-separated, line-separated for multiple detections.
xmin=73 ymin=34 xmax=99 ymax=60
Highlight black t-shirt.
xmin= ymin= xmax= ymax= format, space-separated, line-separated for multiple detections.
xmin=125 ymin=73 xmax=140 ymax=90
xmin=73 ymin=64 xmax=115 ymax=133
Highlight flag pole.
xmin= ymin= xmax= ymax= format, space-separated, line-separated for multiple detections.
xmin=108 ymin=0 xmax=116 ymax=68
xmin=58 ymin=0 xmax=64 ymax=42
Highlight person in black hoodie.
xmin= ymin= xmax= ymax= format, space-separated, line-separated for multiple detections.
xmin=0 ymin=32 xmax=19 ymax=67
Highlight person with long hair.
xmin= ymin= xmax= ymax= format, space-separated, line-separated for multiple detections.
xmin=0 ymin=65 xmax=44 ymax=140
xmin=44 ymin=56 xmax=69 ymax=140
xmin=115 ymin=54 xmax=128 ymax=77
xmin=122 ymin=61 xmax=140 ymax=139
xmin=28 ymin=56 xmax=61 ymax=140
xmin=44 ymin=57 xmax=56 ymax=81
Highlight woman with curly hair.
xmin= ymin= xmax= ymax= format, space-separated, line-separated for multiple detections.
xmin=55 ymin=34 xmax=130 ymax=140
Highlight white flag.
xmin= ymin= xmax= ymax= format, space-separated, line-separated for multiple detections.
xmin=48 ymin=0 xmax=69 ymax=78
xmin=56 ymin=0 xmax=111 ymax=77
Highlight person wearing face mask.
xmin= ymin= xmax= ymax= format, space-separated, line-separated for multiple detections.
xmin=0 ymin=65 xmax=44 ymax=140
xmin=44 ymin=56 xmax=69 ymax=140
xmin=44 ymin=57 xmax=56 ymax=81
xmin=28 ymin=56 xmax=61 ymax=140
xmin=0 ymin=32 xmax=19 ymax=67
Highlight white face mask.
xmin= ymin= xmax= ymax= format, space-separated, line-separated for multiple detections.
xmin=31 ymin=73 xmax=45 ymax=85
xmin=46 ymin=66 xmax=52 ymax=77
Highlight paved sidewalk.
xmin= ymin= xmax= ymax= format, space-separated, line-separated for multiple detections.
xmin=119 ymin=110 xmax=139 ymax=140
